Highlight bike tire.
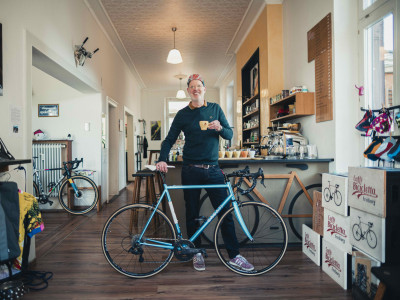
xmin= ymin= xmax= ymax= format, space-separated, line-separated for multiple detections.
xmin=352 ymin=224 xmax=362 ymax=241
xmin=214 ymin=201 xmax=288 ymax=276
xmin=58 ymin=175 xmax=99 ymax=215
xmin=323 ymin=187 xmax=331 ymax=202
xmin=366 ymin=230 xmax=377 ymax=249
xmin=288 ymin=183 xmax=322 ymax=241
xmin=33 ymin=181 xmax=39 ymax=198
xmin=334 ymin=190 xmax=342 ymax=206
xmin=199 ymin=193 xmax=258 ymax=246
xmin=102 ymin=204 xmax=176 ymax=278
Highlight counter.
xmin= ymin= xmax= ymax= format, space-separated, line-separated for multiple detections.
xmin=161 ymin=158 xmax=333 ymax=243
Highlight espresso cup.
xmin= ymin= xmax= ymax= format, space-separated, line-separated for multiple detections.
xmin=199 ymin=121 xmax=209 ymax=130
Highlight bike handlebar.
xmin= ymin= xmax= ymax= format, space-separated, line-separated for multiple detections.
xmin=63 ymin=158 xmax=83 ymax=170
xmin=226 ymin=166 xmax=265 ymax=195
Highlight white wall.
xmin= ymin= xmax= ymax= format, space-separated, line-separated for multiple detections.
xmin=32 ymin=67 xmax=102 ymax=179
xmin=283 ymin=0 xmax=360 ymax=172
xmin=0 ymin=0 xmax=142 ymax=198
xmin=141 ymin=87 xmax=220 ymax=162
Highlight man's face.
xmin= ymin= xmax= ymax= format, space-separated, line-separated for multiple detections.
xmin=187 ymin=79 xmax=206 ymax=102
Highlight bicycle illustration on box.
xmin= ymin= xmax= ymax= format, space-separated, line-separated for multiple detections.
xmin=352 ymin=216 xmax=377 ymax=249
xmin=323 ymin=181 xmax=342 ymax=206
xmin=102 ymin=166 xmax=288 ymax=278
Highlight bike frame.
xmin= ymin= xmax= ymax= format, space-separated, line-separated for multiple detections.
xmin=33 ymin=159 xmax=80 ymax=198
xmin=138 ymin=181 xmax=253 ymax=250
xmin=239 ymin=171 xmax=313 ymax=218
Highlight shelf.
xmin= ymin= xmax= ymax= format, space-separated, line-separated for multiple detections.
xmin=243 ymin=109 xmax=259 ymax=119
xmin=243 ymin=142 xmax=259 ymax=145
xmin=269 ymin=92 xmax=315 ymax=123
xmin=243 ymin=125 xmax=259 ymax=132
xmin=243 ymin=94 xmax=259 ymax=106
xmin=270 ymin=113 xmax=312 ymax=122
xmin=0 ymin=159 xmax=31 ymax=172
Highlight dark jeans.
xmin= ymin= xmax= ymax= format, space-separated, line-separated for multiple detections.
xmin=181 ymin=165 xmax=239 ymax=259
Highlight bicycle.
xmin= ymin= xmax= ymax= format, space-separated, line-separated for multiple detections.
xmin=199 ymin=170 xmax=321 ymax=243
xmin=102 ymin=166 xmax=288 ymax=278
xmin=32 ymin=157 xmax=99 ymax=215
xmin=352 ymin=216 xmax=377 ymax=249
xmin=323 ymin=181 xmax=342 ymax=206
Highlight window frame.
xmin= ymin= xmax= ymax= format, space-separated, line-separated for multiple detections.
xmin=358 ymin=0 xmax=399 ymax=167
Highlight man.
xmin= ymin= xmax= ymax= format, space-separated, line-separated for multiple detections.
xmin=156 ymin=74 xmax=254 ymax=272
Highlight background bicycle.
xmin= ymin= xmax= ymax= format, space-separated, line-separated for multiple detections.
xmin=199 ymin=170 xmax=321 ymax=243
xmin=352 ymin=216 xmax=377 ymax=249
xmin=33 ymin=157 xmax=99 ymax=215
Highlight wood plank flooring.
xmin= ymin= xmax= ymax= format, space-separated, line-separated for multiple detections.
xmin=24 ymin=184 xmax=352 ymax=299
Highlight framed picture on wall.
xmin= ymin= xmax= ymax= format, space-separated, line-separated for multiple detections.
xmin=38 ymin=104 xmax=59 ymax=117
xmin=250 ymin=63 xmax=259 ymax=97
xmin=0 ymin=23 xmax=3 ymax=96
xmin=151 ymin=121 xmax=161 ymax=141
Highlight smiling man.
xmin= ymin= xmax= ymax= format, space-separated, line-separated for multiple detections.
xmin=156 ymin=74 xmax=254 ymax=272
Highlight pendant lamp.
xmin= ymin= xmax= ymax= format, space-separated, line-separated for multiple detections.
xmin=167 ymin=27 xmax=183 ymax=64
xmin=175 ymin=74 xmax=187 ymax=99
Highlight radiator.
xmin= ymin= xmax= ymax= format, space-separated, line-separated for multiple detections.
xmin=33 ymin=143 xmax=64 ymax=196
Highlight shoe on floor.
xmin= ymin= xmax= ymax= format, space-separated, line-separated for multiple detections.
xmin=229 ymin=254 xmax=254 ymax=271
xmin=193 ymin=253 xmax=205 ymax=271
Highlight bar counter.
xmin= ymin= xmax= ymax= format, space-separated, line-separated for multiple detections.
xmin=161 ymin=158 xmax=333 ymax=243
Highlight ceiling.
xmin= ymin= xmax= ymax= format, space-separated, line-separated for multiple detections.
xmin=87 ymin=0 xmax=269 ymax=90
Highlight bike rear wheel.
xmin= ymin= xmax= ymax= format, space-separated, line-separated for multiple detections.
xmin=33 ymin=181 xmax=39 ymax=198
xmin=352 ymin=224 xmax=362 ymax=241
xmin=58 ymin=175 xmax=98 ymax=214
xmin=214 ymin=201 xmax=288 ymax=276
xmin=199 ymin=193 xmax=258 ymax=246
xmin=102 ymin=204 xmax=176 ymax=278
xmin=288 ymin=184 xmax=321 ymax=241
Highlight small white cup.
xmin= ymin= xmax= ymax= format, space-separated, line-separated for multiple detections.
xmin=249 ymin=150 xmax=256 ymax=158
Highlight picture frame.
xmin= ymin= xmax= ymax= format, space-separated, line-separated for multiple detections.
xmin=250 ymin=63 xmax=259 ymax=97
xmin=38 ymin=104 xmax=59 ymax=117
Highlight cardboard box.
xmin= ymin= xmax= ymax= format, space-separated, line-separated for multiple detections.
xmin=324 ymin=209 xmax=352 ymax=254
xmin=350 ymin=207 xmax=385 ymax=262
xmin=312 ymin=191 xmax=324 ymax=236
xmin=322 ymin=173 xmax=349 ymax=216
xmin=351 ymin=250 xmax=380 ymax=298
xmin=302 ymin=224 xmax=321 ymax=266
xmin=322 ymin=239 xmax=352 ymax=290
xmin=348 ymin=167 xmax=400 ymax=218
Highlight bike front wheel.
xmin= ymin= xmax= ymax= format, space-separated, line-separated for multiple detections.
xmin=214 ymin=202 xmax=288 ymax=276
xmin=288 ymin=184 xmax=322 ymax=241
xmin=58 ymin=175 xmax=98 ymax=214
xmin=366 ymin=230 xmax=377 ymax=249
xmin=333 ymin=190 xmax=342 ymax=206
xmin=102 ymin=204 xmax=176 ymax=278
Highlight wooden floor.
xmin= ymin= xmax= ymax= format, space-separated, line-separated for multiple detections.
xmin=24 ymin=183 xmax=352 ymax=299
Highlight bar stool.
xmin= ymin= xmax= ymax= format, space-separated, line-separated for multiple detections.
xmin=130 ymin=171 xmax=166 ymax=233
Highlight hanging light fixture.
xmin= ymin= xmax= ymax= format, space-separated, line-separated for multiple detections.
xmin=175 ymin=74 xmax=187 ymax=99
xmin=167 ymin=27 xmax=183 ymax=64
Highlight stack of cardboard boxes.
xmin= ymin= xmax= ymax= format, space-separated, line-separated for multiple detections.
xmin=302 ymin=167 xmax=400 ymax=295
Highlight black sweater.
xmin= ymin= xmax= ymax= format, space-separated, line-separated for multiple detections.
xmin=159 ymin=102 xmax=232 ymax=165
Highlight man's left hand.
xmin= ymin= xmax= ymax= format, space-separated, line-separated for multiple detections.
xmin=208 ymin=120 xmax=222 ymax=132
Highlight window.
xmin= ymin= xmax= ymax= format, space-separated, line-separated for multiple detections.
xmin=167 ymin=99 xmax=190 ymax=130
xmin=359 ymin=0 xmax=398 ymax=167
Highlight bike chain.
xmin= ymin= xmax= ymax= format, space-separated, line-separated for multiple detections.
xmin=130 ymin=237 xmax=203 ymax=264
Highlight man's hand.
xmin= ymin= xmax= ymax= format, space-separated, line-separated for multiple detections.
xmin=156 ymin=161 xmax=168 ymax=173
xmin=208 ymin=120 xmax=222 ymax=132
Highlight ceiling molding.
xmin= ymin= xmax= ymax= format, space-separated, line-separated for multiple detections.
xmin=84 ymin=0 xmax=146 ymax=88
xmin=225 ymin=0 xmax=267 ymax=55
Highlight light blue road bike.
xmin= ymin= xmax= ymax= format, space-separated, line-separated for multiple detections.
xmin=101 ymin=166 xmax=288 ymax=278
